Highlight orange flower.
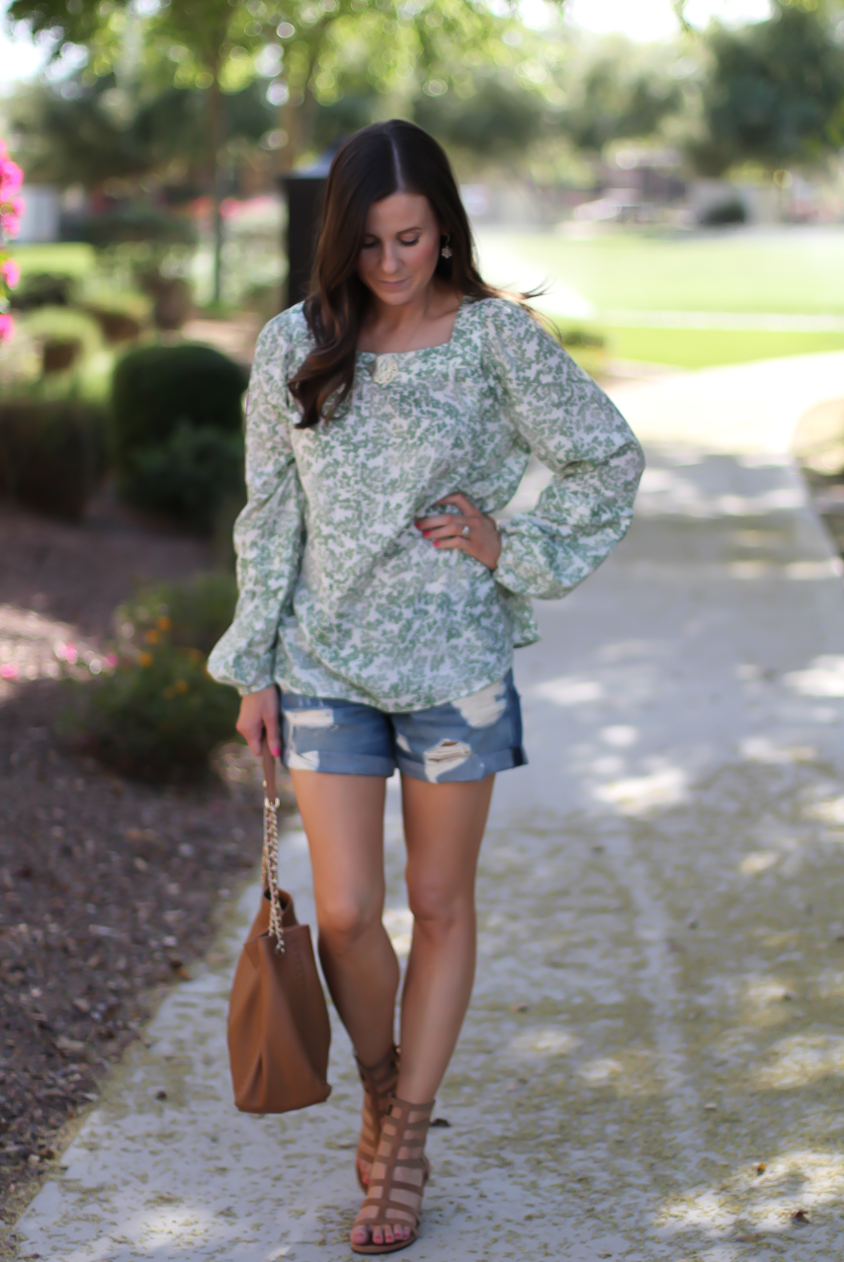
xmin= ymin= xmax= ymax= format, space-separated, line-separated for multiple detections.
xmin=138 ymin=652 xmax=153 ymax=667
xmin=156 ymin=616 xmax=171 ymax=632
xmin=175 ymin=679 xmax=189 ymax=694
xmin=144 ymin=628 xmax=160 ymax=644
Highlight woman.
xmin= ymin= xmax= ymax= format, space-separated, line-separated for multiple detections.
xmin=209 ymin=119 xmax=644 ymax=1254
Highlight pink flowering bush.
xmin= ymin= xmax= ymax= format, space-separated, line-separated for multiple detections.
xmin=0 ymin=140 xmax=24 ymax=343
xmin=1 ymin=258 xmax=20 ymax=288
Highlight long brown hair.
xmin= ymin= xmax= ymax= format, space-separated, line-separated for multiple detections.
xmin=287 ymin=119 xmax=511 ymax=429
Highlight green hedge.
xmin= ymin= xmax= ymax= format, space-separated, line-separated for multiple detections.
xmin=9 ymin=271 xmax=76 ymax=310
xmin=0 ymin=398 xmax=108 ymax=521
xmin=699 ymin=198 xmax=747 ymax=226
xmin=111 ymin=342 xmax=248 ymax=533
xmin=111 ymin=342 xmax=247 ymax=456
xmin=122 ymin=421 xmax=245 ymax=533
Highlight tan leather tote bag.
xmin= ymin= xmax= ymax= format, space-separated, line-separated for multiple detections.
xmin=227 ymin=745 xmax=331 ymax=1113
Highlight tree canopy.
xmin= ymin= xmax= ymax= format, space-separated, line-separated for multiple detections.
xmin=6 ymin=0 xmax=563 ymax=163
xmin=557 ymin=41 xmax=684 ymax=155
xmin=7 ymin=0 xmax=566 ymax=296
xmin=688 ymin=0 xmax=844 ymax=175
xmin=9 ymin=74 xmax=275 ymax=192
xmin=7 ymin=0 xmax=844 ymax=209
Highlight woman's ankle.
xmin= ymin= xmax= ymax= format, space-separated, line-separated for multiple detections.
xmin=356 ymin=1042 xmax=398 ymax=1073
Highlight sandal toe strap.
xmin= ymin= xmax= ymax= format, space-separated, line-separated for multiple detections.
xmin=354 ymin=1097 xmax=433 ymax=1237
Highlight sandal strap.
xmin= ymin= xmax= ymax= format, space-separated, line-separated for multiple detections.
xmin=356 ymin=1097 xmax=434 ymax=1233
xmin=356 ymin=1045 xmax=400 ymax=1092
xmin=355 ymin=1046 xmax=400 ymax=1180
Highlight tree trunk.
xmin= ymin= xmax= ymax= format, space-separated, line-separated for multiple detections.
xmin=279 ymin=37 xmax=323 ymax=172
xmin=207 ymin=72 xmax=225 ymax=305
xmin=279 ymin=97 xmax=298 ymax=171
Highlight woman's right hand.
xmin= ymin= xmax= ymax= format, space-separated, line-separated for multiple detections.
xmin=236 ymin=686 xmax=281 ymax=759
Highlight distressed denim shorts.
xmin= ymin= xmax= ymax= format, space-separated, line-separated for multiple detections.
xmin=280 ymin=671 xmax=527 ymax=783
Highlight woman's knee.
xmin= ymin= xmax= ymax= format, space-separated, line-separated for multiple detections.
xmin=317 ymin=892 xmax=382 ymax=953
xmin=406 ymin=878 xmax=473 ymax=937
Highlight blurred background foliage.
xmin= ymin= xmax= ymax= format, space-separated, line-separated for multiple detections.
xmin=6 ymin=0 xmax=844 ymax=188
xmin=1 ymin=0 xmax=842 ymax=334
xmin=687 ymin=0 xmax=844 ymax=176
xmin=0 ymin=0 xmax=841 ymax=341
xmin=5 ymin=0 xmax=560 ymax=300
xmin=66 ymin=571 xmax=241 ymax=782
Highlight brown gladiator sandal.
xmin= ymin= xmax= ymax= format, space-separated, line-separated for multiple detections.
xmin=355 ymin=1045 xmax=400 ymax=1191
xmin=349 ymin=1096 xmax=434 ymax=1255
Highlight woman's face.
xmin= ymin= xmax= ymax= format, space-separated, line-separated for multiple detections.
xmin=357 ymin=191 xmax=442 ymax=307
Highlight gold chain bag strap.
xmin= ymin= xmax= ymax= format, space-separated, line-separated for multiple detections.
xmin=227 ymin=744 xmax=331 ymax=1113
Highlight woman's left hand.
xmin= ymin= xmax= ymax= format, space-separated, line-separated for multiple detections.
xmin=415 ymin=492 xmax=502 ymax=571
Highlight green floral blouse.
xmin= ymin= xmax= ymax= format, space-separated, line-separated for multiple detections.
xmin=207 ymin=297 xmax=644 ymax=711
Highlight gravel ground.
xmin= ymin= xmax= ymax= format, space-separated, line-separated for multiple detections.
xmin=0 ymin=493 xmax=289 ymax=1228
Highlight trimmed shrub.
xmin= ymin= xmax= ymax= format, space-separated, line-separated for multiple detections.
xmin=75 ymin=644 xmax=239 ymax=782
xmin=17 ymin=305 xmax=104 ymax=365
xmin=116 ymin=572 xmax=238 ymax=657
xmin=0 ymin=398 xmax=108 ymax=521
xmin=120 ymin=421 xmax=244 ymax=533
xmin=9 ymin=272 xmax=75 ymax=310
xmin=72 ymin=205 xmax=198 ymax=250
xmin=111 ymin=342 xmax=247 ymax=532
xmin=42 ymin=338 xmax=83 ymax=374
xmin=83 ymin=304 xmax=143 ymax=345
xmin=699 ymin=198 xmax=747 ymax=226
xmin=560 ymin=328 xmax=605 ymax=350
xmin=112 ymin=342 xmax=247 ymax=458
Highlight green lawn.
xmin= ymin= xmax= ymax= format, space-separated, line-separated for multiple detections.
xmin=597 ymin=325 xmax=844 ymax=370
xmin=475 ymin=227 xmax=844 ymax=368
xmin=476 ymin=227 xmax=844 ymax=314
xmin=14 ymin=242 xmax=98 ymax=278
xmin=12 ymin=231 xmax=844 ymax=370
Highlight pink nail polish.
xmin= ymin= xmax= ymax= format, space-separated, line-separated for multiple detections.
xmin=270 ymin=744 xmax=281 ymax=757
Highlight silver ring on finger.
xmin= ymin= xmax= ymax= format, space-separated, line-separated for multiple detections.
xmin=462 ymin=523 xmax=470 ymax=538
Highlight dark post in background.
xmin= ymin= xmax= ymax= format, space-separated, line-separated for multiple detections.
xmin=279 ymin=170 xmax=329 ymax=310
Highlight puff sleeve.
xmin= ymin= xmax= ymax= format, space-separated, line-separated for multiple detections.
xmin=487 ymin=301 xmax=644 ymax=600
xmin=207 ymin=315 xmax=305 ymax=694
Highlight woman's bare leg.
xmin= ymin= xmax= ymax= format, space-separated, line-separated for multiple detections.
xmin=399 ymin=774 xmax=494 ymax=1102
xmin=289 ymin=770 xmax=398 ymax=1067
xmin=352 ymin=774 xmax=494 ymax=1249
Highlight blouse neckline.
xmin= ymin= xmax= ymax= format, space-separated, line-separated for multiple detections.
xmin=356 ymin=296 xmax=471 ymax=363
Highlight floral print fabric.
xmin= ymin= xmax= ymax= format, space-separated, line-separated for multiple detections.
xmin=207 ymin=297 xmax=645 ymax=712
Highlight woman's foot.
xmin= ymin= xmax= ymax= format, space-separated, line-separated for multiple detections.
xmin=350 ymin=1097 xmax=433 ymax=1254
xmin=355 ymin=1045 xmax=400 ymax=1190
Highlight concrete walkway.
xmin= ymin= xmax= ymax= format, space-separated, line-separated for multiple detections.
xmin=13 ymin=354 xmax=844 ymax=1261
